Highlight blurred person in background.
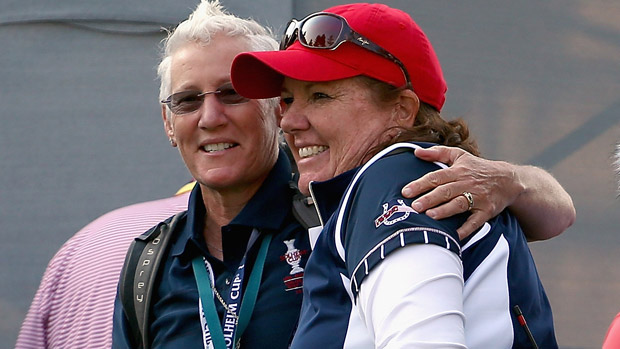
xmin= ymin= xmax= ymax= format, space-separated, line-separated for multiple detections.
xmin=603 ymin=312 xmax=620 ymax=349
xmin=602 ymin=143 xmax=620 ymax=349
xmin=15 ymin=184 xmax=192 ymax=348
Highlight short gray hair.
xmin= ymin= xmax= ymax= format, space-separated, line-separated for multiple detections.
xmin=157 ymin=0 xmax=279 ymax=113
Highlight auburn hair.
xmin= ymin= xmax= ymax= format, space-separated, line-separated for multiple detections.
xmin=360 ymin=76 xmax=480 ymax=157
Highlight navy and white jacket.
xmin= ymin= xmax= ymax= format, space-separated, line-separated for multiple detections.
xmin=291 ymin=142 xmax=557 ymax=349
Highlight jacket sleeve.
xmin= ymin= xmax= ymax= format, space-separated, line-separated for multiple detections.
xmin=356 ymin=244 xmax=466 ymax=348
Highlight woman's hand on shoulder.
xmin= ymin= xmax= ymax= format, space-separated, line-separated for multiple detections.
xmin=401 ymin=145 xmax=575 ymax=241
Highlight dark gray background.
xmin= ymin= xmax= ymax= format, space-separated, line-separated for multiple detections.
xmin=2 ymin=1 xmax=619 ymax=348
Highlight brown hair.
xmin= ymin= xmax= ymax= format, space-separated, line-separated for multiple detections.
xmin=359 ymin=76 xmax=480 ymax=157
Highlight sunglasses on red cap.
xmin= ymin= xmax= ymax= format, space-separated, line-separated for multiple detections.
xmin=161 ymin=82 xmax=249 ymax=115
xmin=279 ymin=12 xmax=411 ymax=87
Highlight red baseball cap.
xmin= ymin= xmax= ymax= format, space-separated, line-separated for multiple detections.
xmin=231 ymin=3 xmax=447 ymax=111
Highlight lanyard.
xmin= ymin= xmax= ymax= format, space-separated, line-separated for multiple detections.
xmin=192 ymin=231 xmax=272 ymax=349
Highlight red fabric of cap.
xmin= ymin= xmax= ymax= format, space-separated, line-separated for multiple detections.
xmin=231 ymin=3 xmax=447 ymax=111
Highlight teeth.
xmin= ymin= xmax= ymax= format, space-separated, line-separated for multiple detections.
xmin=203 ymin=143 xmax=234 ymax=152
xmin=298 ymin=145 xmax=328 ymax=159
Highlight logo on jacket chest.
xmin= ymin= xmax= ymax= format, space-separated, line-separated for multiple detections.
xmin=280 ymin=238 xmax=308 ymax=294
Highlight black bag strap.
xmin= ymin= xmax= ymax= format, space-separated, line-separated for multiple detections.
xmin=289 ymin=181 xmax=321 ymax=230
xmin=118 ymin=211 xmax=185 ymax=349
xmin=284 ymin=142 xmax=320 ymax=229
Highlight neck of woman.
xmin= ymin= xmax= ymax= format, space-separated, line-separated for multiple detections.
xmin=199 ymin=182 xmax=263 ymax=260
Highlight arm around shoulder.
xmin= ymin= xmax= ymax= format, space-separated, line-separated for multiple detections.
xmin=509 ymin=164 xmax=576 ymax=241
xmin=402 ymin=146 xmax=575 ymax=240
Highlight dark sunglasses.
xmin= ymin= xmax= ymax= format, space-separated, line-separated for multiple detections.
xmin=279 ymin=12 xmax=411 ymax=87
xmin=161 ymin=82 xmax=249 ymax=115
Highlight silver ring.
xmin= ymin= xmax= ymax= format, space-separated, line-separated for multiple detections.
xmin=461 ymin=191 xmax=474 ymax=211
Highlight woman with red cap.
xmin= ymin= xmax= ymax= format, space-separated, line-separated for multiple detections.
xmin=232 ymin=3 xmax=558 ymax=348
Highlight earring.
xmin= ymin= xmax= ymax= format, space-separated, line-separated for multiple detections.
xmin=392 ymin=129 xmax=402 ymax=140
xmin=169 ymin=138 xmax=177 ymax=147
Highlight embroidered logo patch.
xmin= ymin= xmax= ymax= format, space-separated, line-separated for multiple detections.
xmin=280 ymin=239 xmax=308 ymax=293
xmin=374 ymin=199 xmax=417 ymax=228
xmin=283 ymin=273 xmax=304 ymax=294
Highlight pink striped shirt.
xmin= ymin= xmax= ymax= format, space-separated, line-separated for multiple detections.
xmin=16 ymin=191 xmax=190 ymax=348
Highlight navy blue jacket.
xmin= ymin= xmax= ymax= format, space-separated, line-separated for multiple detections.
xmin=292 ymin=142 xmax=557 ymax=349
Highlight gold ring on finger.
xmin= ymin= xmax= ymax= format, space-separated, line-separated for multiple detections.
xmin=461 ymin=191 xmax=474 ymax=211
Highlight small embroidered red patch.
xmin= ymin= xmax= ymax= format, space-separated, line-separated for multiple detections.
xmin=283 ymin=272 xmax=304 ymax=294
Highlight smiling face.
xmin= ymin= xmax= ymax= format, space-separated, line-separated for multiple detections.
xmin=163 ymin=36 xmax=278 ymax=195
xmin=279 ymin=77 xmax=400 ymax=195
